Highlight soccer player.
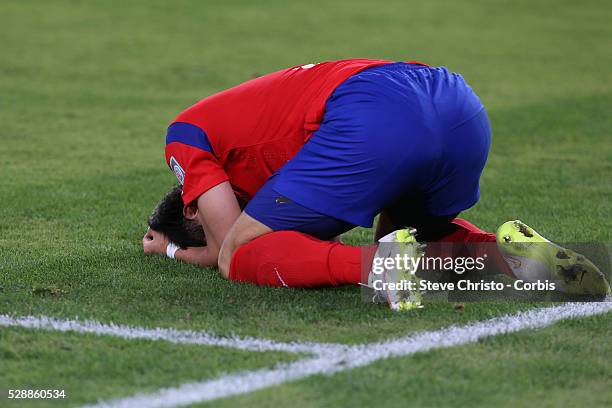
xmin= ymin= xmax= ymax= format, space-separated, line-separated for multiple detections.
xmin=144 ymin=59 xmax=610 ymax=309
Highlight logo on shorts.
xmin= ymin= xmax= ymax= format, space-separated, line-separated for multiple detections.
xmin=169 ymin=156 xmax=185 ymax=185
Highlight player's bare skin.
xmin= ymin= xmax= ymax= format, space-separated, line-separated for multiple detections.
xmin=217 ymin=208 xmax=396 ymax=277
xmin=143 ymin=181 xmax=241 ymax=267
xmin=218 ymin=212 xmax=272 ymax=278
xmin=143 ymin=182 xmax=342 ymax=273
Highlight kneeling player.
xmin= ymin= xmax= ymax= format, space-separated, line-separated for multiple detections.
xmin=144 ymin=59 xmax=610 ymax=309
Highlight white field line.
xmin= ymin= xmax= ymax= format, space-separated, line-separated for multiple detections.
xmin=0 ymin=314 xmax=348 ymax=356
xmin=2 ymin=302 xmax=611 ymax=407
xmin=80 ymin=301 xmax=612 ymax=408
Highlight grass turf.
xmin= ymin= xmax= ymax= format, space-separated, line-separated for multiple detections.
xmin=0 ymin=328 xmax=297 ymax=408
xmin=1 ymin=0 xmax=611 ymax=406
xmin=210 ymin=312 xmax=612 ymax=408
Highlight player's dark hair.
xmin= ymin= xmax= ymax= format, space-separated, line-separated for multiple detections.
xmin=148 ymin=186 xmax=206 ymax=248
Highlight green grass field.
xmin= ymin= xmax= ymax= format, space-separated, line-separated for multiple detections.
xmin=1 ymin=0 xmax=611 ymax=406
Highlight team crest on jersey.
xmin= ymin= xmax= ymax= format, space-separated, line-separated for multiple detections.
xmin=169 ymin=156 xmax=185 ymax=185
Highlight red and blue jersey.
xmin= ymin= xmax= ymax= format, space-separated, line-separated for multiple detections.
xmin=165 ymin=59 xmax=393 ymax=205
xmin=166 ymin=60 xmax=488 ymax=229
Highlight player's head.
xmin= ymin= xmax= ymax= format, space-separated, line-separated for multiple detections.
xmin=148 ymin=185 xmax=206 ymax=247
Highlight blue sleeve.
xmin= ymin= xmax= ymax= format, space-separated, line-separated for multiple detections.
xmin=166 ymin=122 xmax=214 ymax=154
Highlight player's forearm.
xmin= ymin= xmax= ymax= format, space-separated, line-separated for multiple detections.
xmin=174 ymin=246 xmax=219 ymax=267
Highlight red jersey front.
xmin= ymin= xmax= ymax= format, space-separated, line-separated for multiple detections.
xmin=165 ymin=59 xmax=392 ymax=205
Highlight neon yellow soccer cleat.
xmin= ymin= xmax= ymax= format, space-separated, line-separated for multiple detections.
xmin=496 ymin=220 xmax=611 ymax=296
xmin=366 ymin=227 xmax=426 ymax=311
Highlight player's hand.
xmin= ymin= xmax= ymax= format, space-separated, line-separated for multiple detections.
xmin=142 ymin=227 xmax=170 ymax=255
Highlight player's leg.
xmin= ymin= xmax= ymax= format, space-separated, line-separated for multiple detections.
xmin=217 ymin=211 xmax=272 ymax=278
xmin=222 ymin=172 xmax=426 ymax=296
xmin=226 ymin=179 xmax=429 ymax=311
xmin=228 ymin=224 xmax=427 ymax=310
xmin=377 ymin=202 xmax=611 ymax=294
xmin=218 ymin=174 xmax=367 ymax=286
xmin=375 ymin=207 xmax=458 ymax=242
xmin=377 ymin=197 xmax=512 ymax=276
xmin=377 ymin=191 xmax=610 ymax=294
xmin=229 ymin=230 xmax=375 ymax=288
xmin=223 ymin=177 xmax=426 ymax=297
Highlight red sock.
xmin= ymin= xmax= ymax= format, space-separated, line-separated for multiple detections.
xmin=229 ymin=219 xmax=512 ymax=288
xmin=436 ymin=218 xmax=513 ymax=277
xmin=439 ymin=218 xmax=496 ymax=243
xmin=229 ymin=231 xmax=376 ymax=288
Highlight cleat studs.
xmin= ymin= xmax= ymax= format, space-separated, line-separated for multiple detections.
xmin=556 ymin=251 xmax=570 ymax=260
xmin=503 ymin=235 xmax=511 ymax=243
xmin=408 ymin=228 xmax=417 ymax=235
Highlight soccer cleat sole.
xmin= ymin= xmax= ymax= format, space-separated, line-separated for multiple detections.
xmin=379 ymin=227 xmax=426 ymax=311
xmin=496 ymin=220 xmax=611 ymax=296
